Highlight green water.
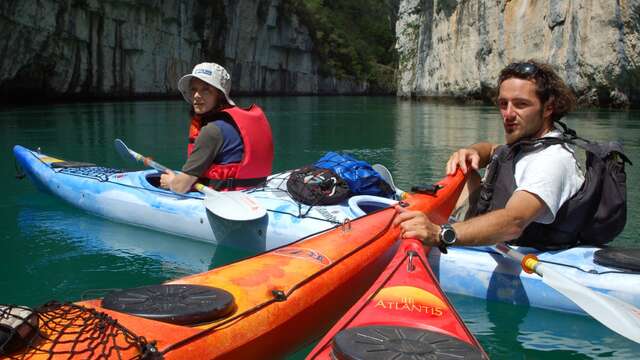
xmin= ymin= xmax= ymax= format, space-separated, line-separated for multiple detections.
xmin=2 ymin=97 xmax=639 ymax=359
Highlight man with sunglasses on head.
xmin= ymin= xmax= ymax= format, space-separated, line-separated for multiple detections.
xmin=394 ymin=60 xmax=586 ymax=252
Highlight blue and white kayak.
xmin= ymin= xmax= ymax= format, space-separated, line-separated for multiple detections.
xmin=13 ymin=145 xmax=397 ymax=252
xmin=429 ymin=245 xmax=640 ymax=315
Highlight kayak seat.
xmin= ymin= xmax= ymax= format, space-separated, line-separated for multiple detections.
xmin=143 ymin=172 xmax=202 ymax=196
xmin=594 ymin=247 xmax=640 ymax=272
xmin=331 ymin=325 xmax=485 ymax=360
xmin=348 ymin=195 xmax=397 ymax=217
xmin=145 ymin=172 xmax=162 ymax=188
xmin=101 ymin=284 xmax=235 ymax=325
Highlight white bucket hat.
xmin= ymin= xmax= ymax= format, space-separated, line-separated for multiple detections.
xmin=178 ymin=62 xmax=235 ymax=106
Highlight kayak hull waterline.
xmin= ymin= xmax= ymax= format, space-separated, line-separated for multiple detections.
xmin=15 ymin=146 xmax=640 ymax=318
xmin=307 ymin=237 xmax=487 ymax=359
xmin=429 ymin=245 xmax=640 ymax=316
xmin=13 ymin=145 xmax=397 ymax=252
xmin=1 ymin=172 xmax=467 ymax=359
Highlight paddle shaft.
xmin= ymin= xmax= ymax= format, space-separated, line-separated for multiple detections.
xmin=128 ymin=149 xmax=170 ymax=173
xmin=495 ymin=243 xmax=640 ymax=344
xmin=117 ymin=138 xmax=219 ymax=193
xmin=124 ymin=145 xmax=213 ymax=192
xmin=495 ymin=243 xmax=539 ymax=274
xmin=114 ymin=138 xmax=267 ymax=221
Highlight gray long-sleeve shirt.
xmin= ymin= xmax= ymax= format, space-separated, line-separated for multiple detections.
xmin=181 ymin=123 xmax=224 ymax=177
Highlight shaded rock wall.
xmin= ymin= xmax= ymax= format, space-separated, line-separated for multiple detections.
xmin=0 ymin=0 xmax=197 ymax=100
xmin=199 ymin=0 xmax=367 ymax=95
xmin=0 ymin=0 xmax=366 ymax=103
xmin=396 ymin=0 xmax=640 ymax=107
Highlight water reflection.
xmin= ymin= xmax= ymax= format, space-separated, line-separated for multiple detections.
xmin=392 ymin=102 xmax=501 ymax=187
xmin=451 ymin=294 xmax=640 ymax=359
xmin=17 ymin=207 xmax=219 ymax=273
xmin=11 ymin=203 xmax=247 ymax=306
xmin=244 ymin=96 xmax=402 ymax=171
xmin=3 ymin=97 xmax=640 ymax=359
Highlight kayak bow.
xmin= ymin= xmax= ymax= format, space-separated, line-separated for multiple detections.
xmin=307 ymin=237 xmax=487 ymax=359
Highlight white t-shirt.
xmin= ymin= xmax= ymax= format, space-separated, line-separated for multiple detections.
xmin=513 ymin=129 xmax=585 ymax=224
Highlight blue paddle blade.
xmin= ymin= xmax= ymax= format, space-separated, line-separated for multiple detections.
xmin=114 ymin=139 xmax=135 ymax=163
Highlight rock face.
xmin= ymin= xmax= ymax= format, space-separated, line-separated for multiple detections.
xmin=396 ymin=0 xmax=640 ymax=107
xmin=0 ymin=0 xmax=366 ymax=103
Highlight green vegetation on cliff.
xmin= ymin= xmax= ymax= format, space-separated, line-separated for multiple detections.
xmin=284 ymin=0 xmax=397 ymax=93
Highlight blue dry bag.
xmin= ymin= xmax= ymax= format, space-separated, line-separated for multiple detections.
xmin=314 ymin=152 xmax=394 ymax=197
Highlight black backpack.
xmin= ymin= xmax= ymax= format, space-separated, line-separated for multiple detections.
xmin=523 ymin=126 xmax=631 ymax=248
xmin=568 ymin=138 xmax=631 ymax=245
xmin=286 ymin=166 xmax=351 ymax=206
xmin=477 ymin=122 xmax=631 ymax=249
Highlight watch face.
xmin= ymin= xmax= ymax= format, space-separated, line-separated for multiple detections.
xmin=442 ymin=229 xmax=456 ymax=244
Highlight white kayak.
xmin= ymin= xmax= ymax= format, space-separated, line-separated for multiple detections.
xmin=13 ymin=145 xmax=398 ymax=252
xmin=429 ymin=245 xmax=640 ymax=316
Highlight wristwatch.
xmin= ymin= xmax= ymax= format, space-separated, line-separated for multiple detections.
xmin=438 ymin=223 xmax=457 ymax=254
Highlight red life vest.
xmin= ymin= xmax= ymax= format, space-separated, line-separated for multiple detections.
xmin=188 ymin=104 xmax=274 ymax=191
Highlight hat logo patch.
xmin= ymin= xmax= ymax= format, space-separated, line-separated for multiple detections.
xmin=194 ymin=69 xmax=212 ymax=76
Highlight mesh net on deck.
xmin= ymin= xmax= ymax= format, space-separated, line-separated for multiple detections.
xmin=0 ymin=302 xmax=158 ymax=360
xmin=57 ymin=167 xmax=124 ymax=182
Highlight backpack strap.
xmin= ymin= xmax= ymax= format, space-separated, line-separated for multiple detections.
xmin=554 ymin=120 xmax=632 ymax=164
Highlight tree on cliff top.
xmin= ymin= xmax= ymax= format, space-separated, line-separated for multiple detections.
xmin=284 ymin=0 xmax=397 ymax=93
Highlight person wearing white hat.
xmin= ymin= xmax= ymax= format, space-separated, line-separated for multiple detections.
xmin=160 ymin=62 xmax=274 ymax=193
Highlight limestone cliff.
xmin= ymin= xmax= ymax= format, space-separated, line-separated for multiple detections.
xmin=0 ymin=0 xmax=366 ymax=103
xmin=396 ymin=0 xmax=640 ymax=107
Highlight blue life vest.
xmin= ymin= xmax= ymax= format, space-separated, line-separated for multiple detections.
xmin=210 ymin=119 xmax=243 ymax=164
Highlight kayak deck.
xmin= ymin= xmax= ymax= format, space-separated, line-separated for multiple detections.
xmin=14 ymin=145 xmax=399 ymax=252
xmin=430 ymin=245 xmax=640 ymax=315
xmin=1 ymin=172 xmax=467 ymax=359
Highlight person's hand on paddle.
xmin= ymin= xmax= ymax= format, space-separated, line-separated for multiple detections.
xmin=160 ymin=170 xmax=175 ymax=189
xmin=393 ymin=206 xmax=440 ymax=246
xmin=160 ymin=170 xmax=198 ymax=193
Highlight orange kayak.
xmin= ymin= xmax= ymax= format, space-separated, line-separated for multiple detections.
xmin=1 ymin=172 xmax=465 ymax=360
xmin=306 ymin=237 xmax=487 ymax=359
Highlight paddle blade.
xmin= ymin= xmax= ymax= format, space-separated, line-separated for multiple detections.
xmin=372 ymin=163 xmax=404 ymax=199
xmin=372 ymin=164 xmax=395 ymax=188
xmin=202 ymin=189 xmax=267 ymax=221
xmin=114 ymin=138 xmax=136 ymax=163
xmin=538 ymin=263 xmax=640 ymax=344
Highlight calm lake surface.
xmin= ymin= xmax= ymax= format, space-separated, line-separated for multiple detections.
xmin=2 ymin=96 xmax=639 ymax=359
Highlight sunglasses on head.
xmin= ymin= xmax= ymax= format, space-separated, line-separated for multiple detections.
xmin=507 ymin=62 xmax=542 ymax=77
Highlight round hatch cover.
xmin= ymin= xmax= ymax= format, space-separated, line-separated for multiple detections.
xmin=594 ymin=247 xmax=640 ymax=272
xmin=332 ymin=325 xmax=484 ymax=360
xmin=102 ymin=284 xmax=235 ymax=325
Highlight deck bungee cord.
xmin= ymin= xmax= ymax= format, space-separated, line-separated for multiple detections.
xmin=23 ymin=147 xmax=343 ymax=225
xmin=247 ymin=172 xmax=345 ymax=223
xmin=7 ymin=153 xmax=469 ymax=358
xmin=0 ymin=303 xmax=156 ymax=360
xmin=158 ymin=207 xmax=396 ymax=356
xmin=0 ymin=206 xmax=403 ymax=359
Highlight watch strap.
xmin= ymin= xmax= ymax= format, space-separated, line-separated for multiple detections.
xmin=437 ymin=241 xmax=448 ymax=254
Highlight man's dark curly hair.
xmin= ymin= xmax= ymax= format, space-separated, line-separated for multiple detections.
xmin=497 ymin=60 xmax=576 ymax=122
